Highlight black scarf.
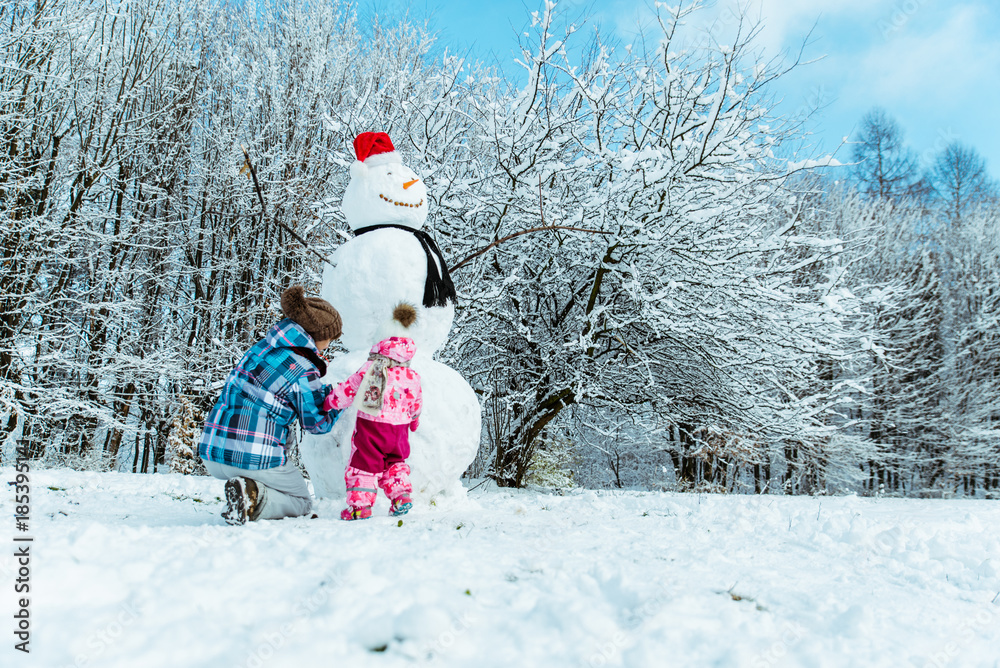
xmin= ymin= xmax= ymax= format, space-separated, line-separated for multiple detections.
xmin=353 ymin=223 xmax=457 ymax=308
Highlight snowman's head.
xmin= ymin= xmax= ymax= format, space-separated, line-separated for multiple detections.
xmin=341 ymin=132 xmax=428 ymax=231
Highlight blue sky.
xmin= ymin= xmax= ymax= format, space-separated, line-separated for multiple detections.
xmin=358 ymin=0 xmax=1000 ymax=179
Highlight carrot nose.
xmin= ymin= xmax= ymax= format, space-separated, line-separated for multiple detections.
xmin=403 ymin=179 xmax=419 ymax=189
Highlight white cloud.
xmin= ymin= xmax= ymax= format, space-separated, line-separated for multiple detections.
xmin=602 ymin=0 xmax=894 ymax=59
xmin=727 ymin=0 xmax=891 ymax=55
xmin=853 ymin=4 xmax=1000 ymax=106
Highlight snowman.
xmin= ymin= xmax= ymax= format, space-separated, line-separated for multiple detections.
xmin=300 ymin=132 xmax=481 ymax=501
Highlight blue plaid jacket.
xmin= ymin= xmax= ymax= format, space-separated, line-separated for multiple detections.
xmin=198 ymin=319 xmax=340 ymax=470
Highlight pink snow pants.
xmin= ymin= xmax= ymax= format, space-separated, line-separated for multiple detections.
xmin=344 ymin=417 xmax=412 ymax=508
xmin=345 ymin=462 xmax=412 ymax=508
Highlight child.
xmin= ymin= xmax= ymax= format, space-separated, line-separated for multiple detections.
xmin=198 ymin=285 xmax=342 ymax=525
xmin=325 ymin=303 xmax=422 ymax=520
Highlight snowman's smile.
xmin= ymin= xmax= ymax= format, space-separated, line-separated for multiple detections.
xmin=379 ymin=193 xmax=424 ymax=208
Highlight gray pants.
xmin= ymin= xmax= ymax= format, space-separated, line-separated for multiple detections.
xmin=204 ymin=460 xmax=312 ymax=520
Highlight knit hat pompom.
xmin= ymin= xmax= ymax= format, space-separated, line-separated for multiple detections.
xmin=393 ymin=303 xmax=417 ymax=328
xmin=281 ymin=285 xmax=342 ymax=342
xmin=375 ymin=302 xmax=418 ymax=342
xmin=281 ymin=285 xmax=307 ymax=314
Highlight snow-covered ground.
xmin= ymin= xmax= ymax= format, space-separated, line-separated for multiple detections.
xmin=2 ymin=468 xmax=999 ymax=668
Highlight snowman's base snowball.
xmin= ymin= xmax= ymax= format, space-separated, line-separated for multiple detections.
xmin=300 ymin=352 xmax=481 ymax=501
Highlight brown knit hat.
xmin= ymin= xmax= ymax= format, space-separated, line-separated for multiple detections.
xmin=280 ymin=286 xmax=342 ymax=342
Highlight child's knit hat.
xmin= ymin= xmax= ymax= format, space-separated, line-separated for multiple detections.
xmin=280 ymin=286 xmax=342 ymax=342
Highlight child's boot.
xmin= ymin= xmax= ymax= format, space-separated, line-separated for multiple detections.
xmin=380 ymin=462 xmax=413 ymax=516
xmin=342 ymin=466 xmax=377 ymax=521
xmin=340 ymin=506 xmax=372 ymax=521
xmin=222 ymin=477 xmax=261 ymax=525
xmin=390 ymin=495 xmax=412 ymax=516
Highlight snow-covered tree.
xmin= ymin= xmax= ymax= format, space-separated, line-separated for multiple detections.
xmin=441 ymin=4 xmax=852 ymax=488
xmin=166 ymin=397 xmax=206 ymax=475
xmin=929 ymin=142 xmax=996 ymax=223
xmin=939 ymin=208 xmax=1000 ymax=495
xmin=850 ymin=108 xmax=925 ymax=202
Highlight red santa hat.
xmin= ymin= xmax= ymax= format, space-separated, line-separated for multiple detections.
xmin=353 ymin=132 xmax=401 ymax=168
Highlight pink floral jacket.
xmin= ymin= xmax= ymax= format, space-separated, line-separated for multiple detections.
xmin=325 ymin=337 xmax=422 ymax=429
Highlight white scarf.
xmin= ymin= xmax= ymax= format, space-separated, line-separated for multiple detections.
xmin=354 ymin=352 xmax=410 ymax=416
